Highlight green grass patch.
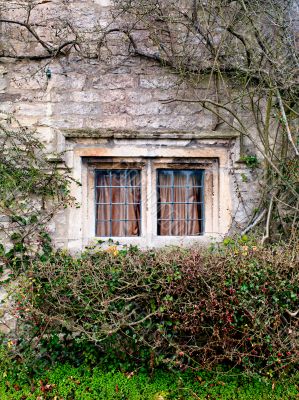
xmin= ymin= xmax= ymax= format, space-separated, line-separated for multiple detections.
xmin=1 ymin=364 xmax=298 ymax=399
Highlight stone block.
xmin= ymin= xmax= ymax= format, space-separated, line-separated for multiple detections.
xmin=92 ymin=74 xmax=136 ymax=90
xmin=49 ymin=73 xmax=86 ymax=91
xmin=174 ymin=103 xmax=203 ymax=115
xmin=84 ymin=115 xmax=129 ymax=129
xmin=109 ymin=66 xmax=132 ymax=74
xmin=126 ymin=90 xmax=153 ymax=104
xmin=132 ymin=115 xmax=213 ymax=130
xmin=71 ymin=91 xmax=103 ymax=103
xmin=102 ymin=102 xmax=126 ymax=114
xmin=139 ymin=75 xmax=179 ymax=89
xmin=52 ymin=102 xmax=101 ymax=116
xmin=126 ymin=102 xmax=172 ymax=116
xmin=96 ymin=90 xmax=125 ymax=103
xmin=50 ymin=92 xmax=72 ymax=103
xmin=17 ymin=103 xmax=49 ymax=117
xmin=38 ymin=116 xmax=85 ymax=129
xmin=10 ymin=72 xmax=47 ymax=90
xmin=11 ymin=116 xmax=38 ymax=127
xmin=66 ymin=4 xmax=99 ymax=30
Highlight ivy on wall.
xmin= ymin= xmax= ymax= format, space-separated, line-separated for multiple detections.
xmin=0 ymin=116 xmax=76 ymax=270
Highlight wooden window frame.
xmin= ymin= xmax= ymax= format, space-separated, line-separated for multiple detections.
xmin=83 ymin=157 xmax=218 ymax=247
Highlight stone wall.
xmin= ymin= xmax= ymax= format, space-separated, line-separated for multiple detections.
xmin=0 ymin=0 xmax=261 ymax=252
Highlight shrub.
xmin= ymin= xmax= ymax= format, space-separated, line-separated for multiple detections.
xmin=11 ymin=239 xmax=299 ymax=376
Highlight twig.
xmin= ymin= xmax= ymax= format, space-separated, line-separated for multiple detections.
xmin=286 ymin=309 xmax=299 ymax=317
xmin=262 ymin=196 xmax=274 ymax=245
xmin=277 ymin=90 xmax=299 ymax=157
xmin=241 ymin=209 xmax=266 ymax=235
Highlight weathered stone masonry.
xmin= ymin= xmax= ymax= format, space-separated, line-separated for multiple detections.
xmin=0 ymin=0 xmax=260 ymax=251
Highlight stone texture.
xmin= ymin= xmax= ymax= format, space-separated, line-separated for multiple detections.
xmin=92 ymin=74 xmax=137 ymax=90
xmin=0 ymin=0 xmax=259 ymax=256
xmin=48 ymin=73 xmax=86 ymax=91
xmin=139 ymin=75 xmax=179 ymax=89
xmin=52 ymin=102 xmax=101 ymax=116
xmin=17 ymin=103 xmax=50 ymax=117
xmin=0 ymin=78 xmax=7 ymax=93
xmin=94 ymin=0 xmax=111 ymax=5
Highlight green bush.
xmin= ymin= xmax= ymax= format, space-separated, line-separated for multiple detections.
xmin=10 ymin=238 xmax=298 ymax=376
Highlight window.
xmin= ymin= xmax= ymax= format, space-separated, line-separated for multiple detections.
xmin=82 ymin=155 xmax=221 ymax=246
xmin=157 ymin=169 xmax=204 ymax=236
xmin=93 ymin=164 xmax=206 ymax=239
xmin=67 ymin=132 xmax=234 ymax=249
xmin=95 ymin=169 xmax=141 ymax=237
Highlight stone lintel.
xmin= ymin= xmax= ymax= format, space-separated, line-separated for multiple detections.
xmin=62 ymin=128 xmax=239 ymax=140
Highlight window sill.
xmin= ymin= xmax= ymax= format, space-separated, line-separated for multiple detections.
xmin=92 ymin=234 xmax=222 ymax=248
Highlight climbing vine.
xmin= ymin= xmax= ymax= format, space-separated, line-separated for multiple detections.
xmin=0 ymin=116 xmax=76 ymax=269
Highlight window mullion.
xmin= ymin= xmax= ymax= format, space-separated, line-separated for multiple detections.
xmin=201 ymin=171 xmax=204 ymax=234
xmin=171 ymin=171 xmax=174 ymax=236
xmin=186 ymin=172 xmax=189 ymax=236
xmin=95 ymin=172 xmax=98 ymax=236
xmin=109 ymin=170 xmax=112 ymax=237
xmin=125 ymin=170 xmax=128 ymax=236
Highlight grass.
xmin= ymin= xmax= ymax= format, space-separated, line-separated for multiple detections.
xmin=0 ymin=364 xmax=298 ymax=399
